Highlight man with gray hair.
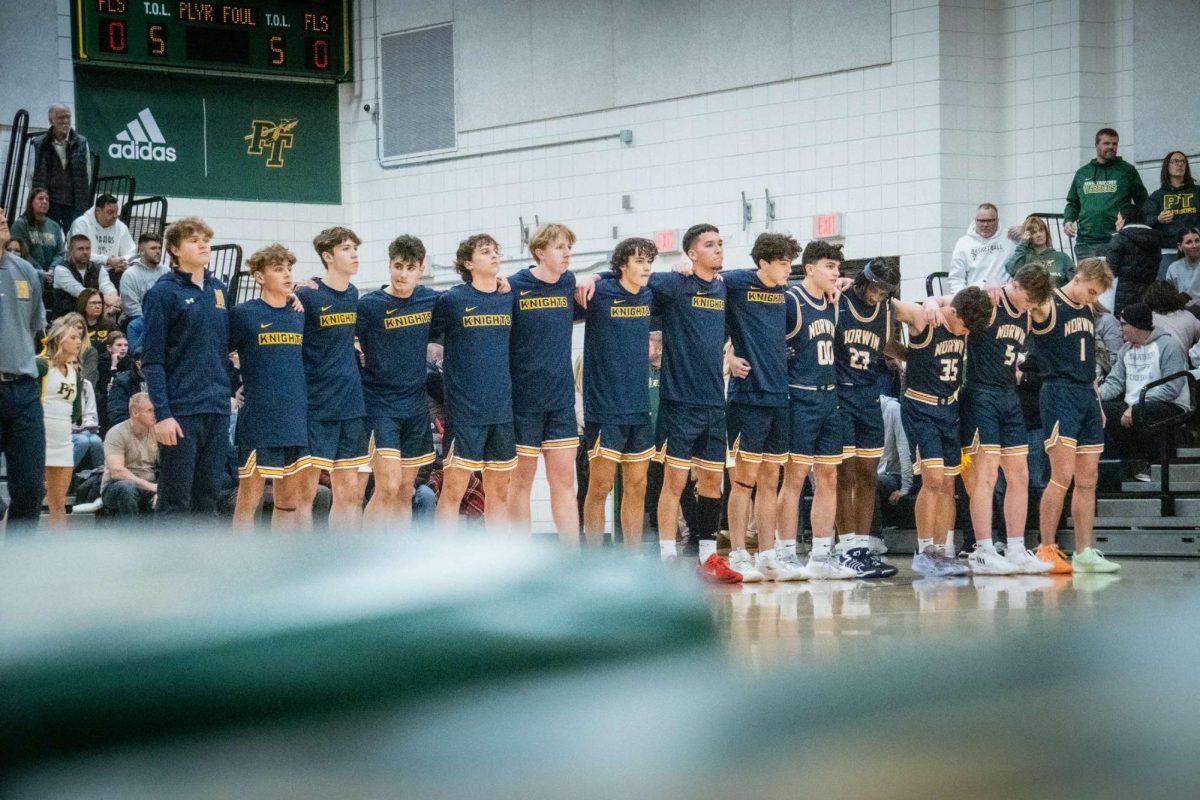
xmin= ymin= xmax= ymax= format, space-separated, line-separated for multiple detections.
xmin=101 ymin=392 xmax=159 ymax=517
xmin=947 ymin=202 xmax=1016 ymax=291
xmin=30 ymin=104 xmax=93 ymax=231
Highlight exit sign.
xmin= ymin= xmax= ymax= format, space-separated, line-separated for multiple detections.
xmin=656 ymin=229 xmax=680 ymax=253
xmin=814 ymin=213 xmax=843 ymax=240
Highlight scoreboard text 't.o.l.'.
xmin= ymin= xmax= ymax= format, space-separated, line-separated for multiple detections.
xmin=75 ymin=0 xmax=351 ymax=82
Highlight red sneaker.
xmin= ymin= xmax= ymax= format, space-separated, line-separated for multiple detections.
xmin=698 ymin=553 xmax=743 ymax=584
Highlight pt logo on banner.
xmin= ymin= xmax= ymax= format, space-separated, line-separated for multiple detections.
xmin=108 ymin=108 xmax=177 ymax=162
xmin=244 ymin=119 xmax=298 ymax=168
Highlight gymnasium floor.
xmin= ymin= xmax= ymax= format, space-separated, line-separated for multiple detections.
xmin=711 ymin=557 xmax=1200 ymax=666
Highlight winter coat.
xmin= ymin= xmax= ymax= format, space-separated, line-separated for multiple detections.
xmin=29 ymin=130 xmax=93 ymax=214
xmin=1064 ymin=156 xmax=1149 ymax=248
xmin=1105 ymin=224 xmax=1160 ymax=313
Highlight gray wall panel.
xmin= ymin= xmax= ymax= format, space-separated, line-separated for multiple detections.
xmin=377 ymin=0 xmax=453 ymax=35
xmin=531 ymin=0 xmax=615 ymax=118
xmin=697 ymin=0 xmax=795 ymax=94
xmin=792 ymin=0 xmax=891 ymax=78
xmin=457 ymin=0 xmax=534 ymax=130
xmin=1133 ymin=0 xmax=1199 ymax=161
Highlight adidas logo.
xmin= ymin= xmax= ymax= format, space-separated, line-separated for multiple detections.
xmin=108 ymin=108 xmax=177 ymax=163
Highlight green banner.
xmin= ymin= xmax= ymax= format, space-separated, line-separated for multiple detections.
xmin=74 ymin=67 xmax=340 ymax=204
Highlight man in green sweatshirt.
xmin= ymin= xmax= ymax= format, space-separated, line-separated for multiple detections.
xmin=1063 ymin=128 xmax=1149 ymax=260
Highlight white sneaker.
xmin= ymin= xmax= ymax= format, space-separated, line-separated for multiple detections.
xmin=968 ymin=545 xmax=1020 ymax=575
xmin=803 ymin=554 xmax=859 ymax=580
xmin=866 ymin=535 xmax=888 ymax=555
xmin=758 ymin=549 xmax=806 ymax=582
xmin=834 ymin=535 xmax=888 ymax=555
xmin=728 ymin=548 xmax=766 ymax=582
xmin=1004 ymin=547 xmax=1054 ymax=574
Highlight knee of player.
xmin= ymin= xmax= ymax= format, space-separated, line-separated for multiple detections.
xmin=813 ymin=466 xmax=838 ymax=491
xmin=622 ymin=473 xmax=648 ymax=495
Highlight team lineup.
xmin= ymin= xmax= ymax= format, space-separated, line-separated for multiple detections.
xmin=146 ymin=218 xmax=1122 ymax=581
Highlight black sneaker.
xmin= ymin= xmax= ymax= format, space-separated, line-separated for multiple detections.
xmin=865 ymin=552 xmax=899 ymax=578
xmin=836 ymin=547 xmax=883 ymax=578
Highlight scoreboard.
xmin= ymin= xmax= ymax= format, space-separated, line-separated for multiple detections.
xmin=74 ymin=0 xmax=351 ymax=82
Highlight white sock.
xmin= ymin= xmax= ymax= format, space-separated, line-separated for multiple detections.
xmin=659 ymin=540 xmax=676 ymax=560
xmin=811 ymin=536 xmax=834 ymax=558
xmin=698 ymin=539 xmax=717 ymax=562
xmin=945 ymin=531 xmax=957 ymax=555
xmin=776 ymin=539 xmax=797 ymax=558
xmin=838 ymin=531 xmax=857 ymax=545
xmin=917 ymin=537 xmax=934 ymax=554
xmin=977 ymin=538 xmax=996 ymax=553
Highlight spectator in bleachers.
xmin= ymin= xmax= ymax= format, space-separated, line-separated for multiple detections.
xmin=1164 ymin=227 xmax=1200 ymax=305
xmin=1092 ymin=300 xmax=1122 ymax=378
xmin=1099 ymin=303 xmax=1190 ymax=481
xmin=30 ymin=104 xmax=93 ymax=231
xmin=1105 ymin=204 xmax=1160 ymax=316
xmin=107 ymin=345 xmax=146 ymax=427
xmin=9 ymin=188 xmax=64 ymax=279
xmin=101 ymin=392 xmax=158 ymax=517
xmin=120 ymin=232 xmax=168 ymax=345
xmin=72 ymin=372 xmax=103 ymax=471
xmin=1145 ymin=152 xmax=1198 ymax=275
xmin=1063 ymin=127 xmax=1148 ymax=261
xmin=68 ymin=194 xmax=136 ymax=289
xmin=1144 ymin=281 xmax=1200 ymax=357
xmin=53 ymin=234 xmax=118 ymax=318
xmin=38 ymin=317 xmax=84 ymax=528
xmin=0 ymin=207 xmax=48 ymax=532
xmin=1004 ymin=214 xmax=1073 ymax=286
xmin=947 ymin=202 xmax=1015 ymax=291
xmin=6 ymin=239 xmax=26 ymax=257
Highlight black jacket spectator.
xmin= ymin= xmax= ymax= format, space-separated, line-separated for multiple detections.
xmin=1106 ymin=205 xmax=1161 ymax=315
xmin=30 ymin=125 xmax=92 ymax=230
xmin=107 ymin=362 xmax=146 ymax=427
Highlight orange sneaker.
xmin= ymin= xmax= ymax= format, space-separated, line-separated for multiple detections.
xmin=698 ymin=554 xmax=743 ymax=584
xmin=1035 ymin=544 xmax=1073 ymax=574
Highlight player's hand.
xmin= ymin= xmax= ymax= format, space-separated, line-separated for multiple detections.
xmin=497 ymin=275 xmax=511 ymax=294
xmin=287 ymin=293 xmax=304 ymax=312
xmin=1063 ymin=221 xmax=1077 ymax=238
xmin=921 ymin=297 xmax=947 ymax=327
xmin=728 ymin=355 xmax=751 ymax=379
xmin=1158 ymin=209 xmax=1174 ymax=223
xmin=673 ymin=259 xmax=694 ymax=277
xmin=297 ymin=277 xmax=319 ymax=291
xmin=234 ymin=386 xmax=245 ymax=410
xmin=574 ymin=274 xmax=598 ymax=309
xmin=1120 ymin=406 xmax=1133 ymax=428
xmin=155 ymin=417 xmax=184 ymax=446
xmin=828 ymin=276 xmax=852 ymax=302
xmin=889 ymin=489 xmax=906 ymax=505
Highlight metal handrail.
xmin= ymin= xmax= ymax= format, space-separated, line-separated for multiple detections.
xmin=2 ymin=109 xmax=30 ymax=220
xmin=925 ymin=271 xmax=948 ymax=297
xmin=1136 ymin=369 xmax=1197 ymax=516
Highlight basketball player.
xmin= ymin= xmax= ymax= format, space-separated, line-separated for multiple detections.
xmin=228 ymin=244 xmax=308 ymax=530
xmin=356 ymin=235 xmax=438 ymax=526
xmin=778 ymin=240 xmax=860 ymax=579
xmin=832 ymin=257 xmax=900 ymax=576
xmin=723 ymin=232 xmax=803 ymax=581
xmin=507 ymin=223 xmax=582 ymax=545
xmin=957 ymin=264 xmax=1055 ymax=574
xmin=294 ymin=227 xmax=370 ymax=531
xmin=431 ymin=233 xmax=517 ymax=529
xmin=1027 ymin=257 xmax=1121 ymax=573
xmin=580 ymin=237 xmax=659 ymax=550
xmin=899 ymin=287 xmax=993 ymax=576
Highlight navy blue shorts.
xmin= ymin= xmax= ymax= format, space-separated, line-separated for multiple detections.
xmin=788 ymin=389 xmax=843 ymax=465
xmin=655 ymin=399 xmax=726 ymax=472
xmin=726 ymin=402 xmax=788 ymax=464
xmin=307 ymin=417 xmax=371 ymax=471
xmin=238 ymin=445 xmax=309 ymax=480
xmin=962 ymin=386 xmax=1028 ymax=456
xmin=837 ymin=384 xmax=885 ymax=459
xmin=584 ymin=418 xmax=655 ymax=463
xmin=369 ymin=411 xmax=435 ymax=467
xmin=446 ymin=422 xmax=518 ymax=471
xmin=901 ymin=397 xmax=961 ymax=474
xmin=514 ymin=406 xmax=580 ymax=457
xmin=1040 ymin=382 xmax=1104 ymax=453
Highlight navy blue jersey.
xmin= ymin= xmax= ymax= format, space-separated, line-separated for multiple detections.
xmin=228 ymin=299 xmax=307 ymax=448
xmin=906 ymin=322 xmax=966 ymax=401
xmin=650 ymin=272 xmax=726 ymax=408
xmin=431 ymin=283 xmax=513 ymax=426
xmin=356 ymin=285 xmax=438 ymax=419
xmin=966 ymin=288 xmax=1029 ymax=389
xmin=294 ymin=278 xmax=364 ymax=422
xmin=836 ymin=291 xmax=890 ymax=386
xmin=583 ymin=276 xmax=656 ymax=424
xmin=1030 ymin=288 xmax=1095 ymax=385
xmin=723 ymin=269 xmax=787 ymax=407
xmin=508 ymin=267 xmax=579 ymax=412
xmin=785 ymin=283 xmax=837 ymax=389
